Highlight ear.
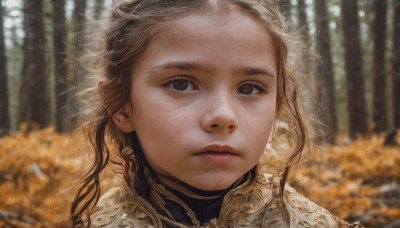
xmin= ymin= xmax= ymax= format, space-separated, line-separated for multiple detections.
xmin=97 ymin=78 xmax=134 ymax=133
xmin=97 ymin=78 xmax=108 ymax=101
xmin=112 ymin=102 xmax=135 ymax=133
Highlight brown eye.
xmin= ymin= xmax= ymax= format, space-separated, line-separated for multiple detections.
xmin=239 ymin=85 xmax=253 ymax=94
xmin=168 ymin=79 xmax=196 ymax=91
xmin=239 ymin=85 xmax=256 ymax=95
xmin=172 ymin=79 xmax=189 ymax=91
xmin=238 ymin=82 xmax=265 ymax=95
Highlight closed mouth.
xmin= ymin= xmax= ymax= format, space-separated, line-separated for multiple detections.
xmin=196 ymin=144 xmax=239 ymax=156
xmin=196 ymin=151 xmax=237 ymax=155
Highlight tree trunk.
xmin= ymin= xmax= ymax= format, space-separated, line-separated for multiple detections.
xmin=73 ymin=0 xmax=87 ymax=57
xmin=341 ymin=0 xmax=368 ymax=138
xmin=0 ymin=0 xmax=10 ymax=134
xmin=372 ymin=0 xmax=388 ymax=133
xmin=278 ymin=0 xmax=292 ymax=21
xmin=94 ymin=0 xmax=105 ymax=20
xmin=297 ymin=0 xmax=309 ymax=41
xmin=393 ymin=0 xmax=400 ymax=129
xmin=297 ymin=0 xmax=312 ymax=81
xmin=18 ymin=35 xmax=29 ymax=126
xmin=297 ymin=0 xmax=310 ymax=62
xmin=314 ymin=0 xmax=338 ymax=143
xmin=68 ymin=0 xmax=87 ymax=129
xmin=52 ymin=0 xmax=68 ymax=132
xmin=73 ymin=0 xmax=87 ymax=84
xmin=18 ymin=0 xmax=49 ymax=129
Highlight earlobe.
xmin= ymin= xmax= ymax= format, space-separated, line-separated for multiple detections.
xmin=112 ymin=102 xmax=135 ymax=133
xmin=97 ymin=78 xmax=135 ymax=132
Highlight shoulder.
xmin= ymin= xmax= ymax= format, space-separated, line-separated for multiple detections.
xmin=89 ymin=186 xmax=157 ymax=227
xmin=257 ymin=173 xmax=363 ymax=227
xmin=283 ymin=183 xmax=363 ymax=227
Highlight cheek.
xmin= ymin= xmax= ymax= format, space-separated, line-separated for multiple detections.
xmin=241 ymin=105 xmax=276 ymax=145
xmin=132 ymin=99 xmax=193 ymax=152
xmin=244 ymin=100 xmax=276 ymax=127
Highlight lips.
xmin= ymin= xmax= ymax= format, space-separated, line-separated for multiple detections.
xmin=194 ymin=145 xmax=239 ymax=165
xmin=195 ymin=144 xmax=239 ymax=156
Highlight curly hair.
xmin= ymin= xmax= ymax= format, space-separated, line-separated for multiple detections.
xmin=70 ymin=0 xmax=314 ymax=226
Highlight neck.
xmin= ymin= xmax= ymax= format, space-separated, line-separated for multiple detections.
xmin=153 ymin=172 xmax=246 ymax=224
xmin=155 ymin=173 xmax=235 ymax=200
xmin=143 ymin=167 xmax=257 ymax=225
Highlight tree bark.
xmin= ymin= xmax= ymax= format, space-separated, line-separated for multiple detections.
xmin=73 ymin=0 xmax=87 ymax=84
xmin=18 ymin=0 xmax=49 ymax=129
xmin=314 ymin=0 xmax=338 ymax=143
xmin=278 ymin=0 xmax=292 ymax=21
xmin=297 ymin=0 xmax=312 ymax=76
xmin=18 ymin=31 xmax=29 ymax=126
xmin=372 ymin=0 xmax=388 ymax=133
xmin=393 ymin=0 xmax=400 ymax=129
xmin=52 ymin=0 xmax=68 ymax=132
xmin=94 ymin=0 xmax=105 ymax=20
xmin=73 ymin=0 xmax=87 ymax=55
xmin=341 ymin=0 xmax=368 ymax=138
xmin=297 ymin=0 xmax=309 ymax=41
xmin=0 ymin=0 xmax=10 ymax=134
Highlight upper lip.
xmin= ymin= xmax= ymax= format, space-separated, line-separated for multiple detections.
xmin=196 ymin=144 xmax=239 ymax=155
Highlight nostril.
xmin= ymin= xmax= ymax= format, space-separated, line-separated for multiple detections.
xmin=210 ymin=124 xmax=219 ymax=129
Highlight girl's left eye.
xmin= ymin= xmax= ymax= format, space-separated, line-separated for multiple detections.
xmin=167 ymin=79 xmax=197 ymax=91
xmin=238 ymin=83 xmax=265 ymax=95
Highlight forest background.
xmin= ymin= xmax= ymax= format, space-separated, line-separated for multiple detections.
xmin=0 ymin=0 xmax=399 ymax=227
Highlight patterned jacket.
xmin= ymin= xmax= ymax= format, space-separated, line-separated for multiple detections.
xmin=89 ymin=170 xmax=363 ymax=228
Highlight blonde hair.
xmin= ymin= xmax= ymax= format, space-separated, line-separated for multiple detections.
xmin=71 ymin=0 xmax=314 ymax=226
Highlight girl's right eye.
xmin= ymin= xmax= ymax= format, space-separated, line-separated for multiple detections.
xmin=167 ymin=79 xmax=196 ymax=91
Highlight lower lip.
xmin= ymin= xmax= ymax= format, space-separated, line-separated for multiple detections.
xmin=195 ymin=151 xmax=238 ymax=165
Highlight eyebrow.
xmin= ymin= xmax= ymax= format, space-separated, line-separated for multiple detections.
xmin=236 ymin=66 xmax=276 ymax=78
xmin=149 ymin=61 xmax=276 ymax=78
xmin=149 ymin=62 xmax=212 ymax=73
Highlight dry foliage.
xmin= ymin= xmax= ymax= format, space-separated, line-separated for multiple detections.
xmin=0 ymin=127 xmax=75 ymax=227
xmin=290 ymin=134 xmax=400 ymax=227
xmin=0 ymin=128 xmax=399 ymax=227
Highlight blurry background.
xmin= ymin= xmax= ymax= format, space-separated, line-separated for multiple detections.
xmin=0 ymin=0 xmax=399 ymax=227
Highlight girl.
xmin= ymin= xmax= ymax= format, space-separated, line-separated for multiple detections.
xmin=71 ymin=0 xmax=362 ymax=227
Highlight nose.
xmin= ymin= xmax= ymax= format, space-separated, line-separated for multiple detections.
xmin=201 ymin=94 xmax=238 ymax=133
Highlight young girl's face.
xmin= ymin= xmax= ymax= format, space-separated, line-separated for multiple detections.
xmin=121 ymin=6 xmax=277 ymax=190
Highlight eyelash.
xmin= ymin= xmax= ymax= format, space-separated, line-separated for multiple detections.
xmin=238 ymin=81 xmax=267 ymax=95
xmin=163 ymin=78 xmax=267 ymax=95
xmin=163 ymin=78 xmax=196 ymax=91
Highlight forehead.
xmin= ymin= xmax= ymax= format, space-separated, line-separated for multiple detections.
xmin=133 ymin=7 xmax=277 ymax=75
xmin=134 ymin=5 xmax=277 ymax=73
xmin=157 ymin=5 xmax=270 ymax=40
